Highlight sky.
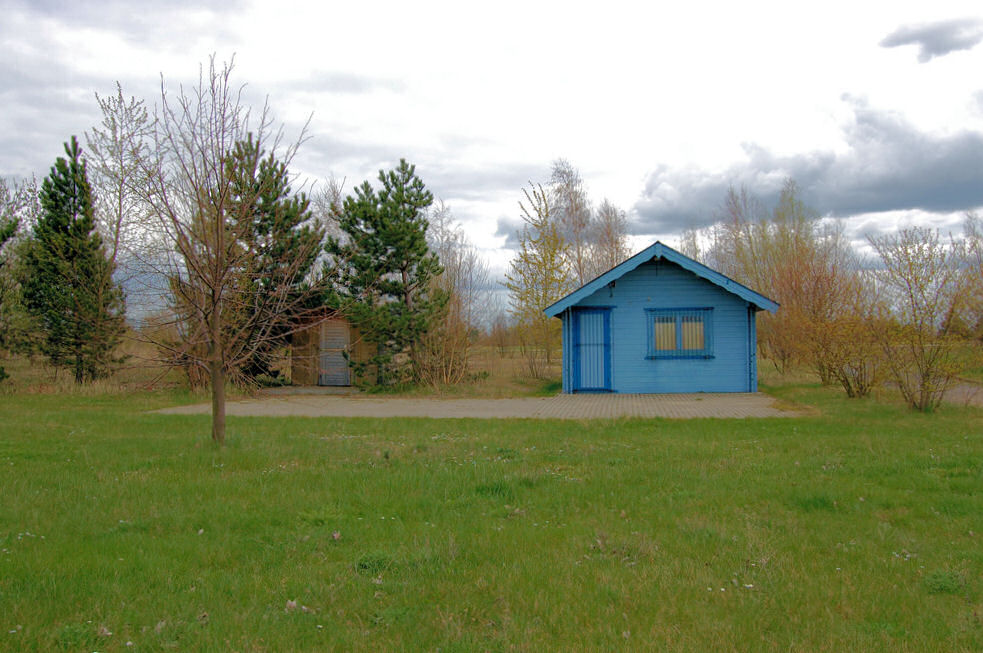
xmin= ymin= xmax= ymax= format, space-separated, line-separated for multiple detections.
xmin=3 ymin=0 xmax=983 ymax=278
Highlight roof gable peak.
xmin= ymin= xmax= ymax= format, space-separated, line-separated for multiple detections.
xmin=544 ymin=240 xmax=779 ymax=317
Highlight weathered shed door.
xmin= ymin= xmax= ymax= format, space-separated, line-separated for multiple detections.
xmin=318 ymin=320 xmax=350 ymax=386
xmin=573 ymin=308 xmax=612 ymax=392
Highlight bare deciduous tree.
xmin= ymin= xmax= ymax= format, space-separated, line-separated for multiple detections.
xmin=800 ymin=265 xmax=886 ymax=398
xmin=416 ymin=201 xmax=490 ymax=386
xmin=592 ymin=198 xmax=631 ymax=274
xmin=548 ymin=160 xmax=630 ymax=282
xmin=488 ymin=308 xmax=514 ymax=359
xmin=0 ymin=179 xmax=37 ymax=377
xmin=962 ymin=212 xmax=983 ymax=339
xmin=549 ymin=159 xmax=593 ymax=284
xmin=705 ymin=185 xmax=769 ymax=283
xmin=677 ymin=227 xmax=703 ymax=262
xmin=131 ymin=57 xmax=323 ymax=443
xmin=504 ymin=183 xmax=572 ymax=377
xmin=85 ymin=84 xmax=154 ymax=270
xmin=700 ymin=181 xmax=854 ymax=376
xmin=693 ymin=181 xmax=882 ymax=390
xmin=310 ymin=176 xmax=345 ymax=241
xmin=869 ymin=226 xmax=968 ymax=411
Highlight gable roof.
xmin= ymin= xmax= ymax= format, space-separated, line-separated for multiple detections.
xmin=544 ymin=241 xmax=779 ymax=317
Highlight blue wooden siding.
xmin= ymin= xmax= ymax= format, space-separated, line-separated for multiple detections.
xmin=560 ymin=259 xmax=756 ymax=393
xmin=561 ymin=308 xmax=571 ymax=393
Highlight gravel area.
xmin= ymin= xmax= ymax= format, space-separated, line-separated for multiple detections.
xmin=158 ymin=392 xmax=799 ymax=419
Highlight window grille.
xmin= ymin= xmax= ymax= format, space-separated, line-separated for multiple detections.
xmin=645 ymin=308 xmax=713 ymax=358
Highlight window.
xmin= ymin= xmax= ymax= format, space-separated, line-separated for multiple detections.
xmin=646 ymin=308 xmax=713 ymax=358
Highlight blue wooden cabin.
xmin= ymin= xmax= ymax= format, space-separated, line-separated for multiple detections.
xmin=544 ymin=242 xmax=778 ymax=394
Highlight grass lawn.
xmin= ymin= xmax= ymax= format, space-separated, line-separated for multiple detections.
xmin=1 ymin=382 xmax=981 ymax=651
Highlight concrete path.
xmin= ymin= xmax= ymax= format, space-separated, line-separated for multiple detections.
xmin=946 ymin=383 xmax=983 ymax=407
xmin=158 ymin=392 xmax=798 ymax=420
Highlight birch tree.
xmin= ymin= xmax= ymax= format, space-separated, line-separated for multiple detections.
xmin=0 ymin=179 xmax=27 ymax=383
xmin=548 ymin=160 xmax=630 ymax=280
xmin=549 ymin=159 xmax=593 ymax=285
xmin=504 ymin=183 xmax=573 ymax=377
xmin=0 ymin=178 xmax=41 ymax=368
xmin=85 ymin=84 xmax=153 ymax=270
xmin=416 ymin=200 xmax=490 ymax=386
xmin=592 ymin=198 xmax=631 ymax=272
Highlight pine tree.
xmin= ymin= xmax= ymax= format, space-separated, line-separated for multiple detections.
xmin=226 ymin=135 xmax=325 ymax=381
xmin=165 ymin=135 xmax=325 ymax=387
xmin=325 ymin=159 xmax=447 ymax=385
xmin=21 ymin=136 xmax=126 ymax=383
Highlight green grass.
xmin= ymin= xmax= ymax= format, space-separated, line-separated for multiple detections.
xmin=1 ymin=385 xmax=982 ymax=651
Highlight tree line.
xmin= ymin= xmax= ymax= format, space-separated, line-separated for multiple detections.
xmin=0 ymin=57 xmax=489 ymax=443
xmin=504 ymin=159 xmax=631 ymax=377
xmin=1 ymin=55 xmax=979 ymax=439
xmin=500 ymin=172 xmax=983 ymax=412
xmin=679 ymin=180 xmax=983 ymax=411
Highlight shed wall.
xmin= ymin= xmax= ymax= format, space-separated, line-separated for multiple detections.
xmin=562 ymin=259 xmax=755 ymax=393
xmin=290 ymin=317 xmax=374 ymax=386
xmin=292 ymin=323 xmax=319 ymax=386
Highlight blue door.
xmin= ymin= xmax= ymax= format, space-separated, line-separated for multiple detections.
xmin=573 ymin=308 xmax=612 ymax=392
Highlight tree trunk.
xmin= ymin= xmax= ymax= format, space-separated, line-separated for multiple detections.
xmin=210 ymin=295 xmax=225 ymax=444
xmin=74 ymin=334 xmax=84 ymax=384
xmin=376 ymin=341 xmax=384 ymax=386
xmin=210 ymin=358 xmax=225 ymax=445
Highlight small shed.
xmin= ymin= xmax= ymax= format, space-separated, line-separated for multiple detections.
xmin=291 ymin=315 xmax=374 ymax=386
xmin=544 ymin=241 xmax=778 ymax=394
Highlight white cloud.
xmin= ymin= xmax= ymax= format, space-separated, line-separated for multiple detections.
xmin=633 ymin=96 xmax=983 ymax=234
xmin=881 ymin=18 xmax=983 ymax=62
xmin=2 ymin=0 xmax=983 ymax=255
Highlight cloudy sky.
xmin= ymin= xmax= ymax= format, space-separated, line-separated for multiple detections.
xmin=3 ymin=0 xmax=983 ymax=274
